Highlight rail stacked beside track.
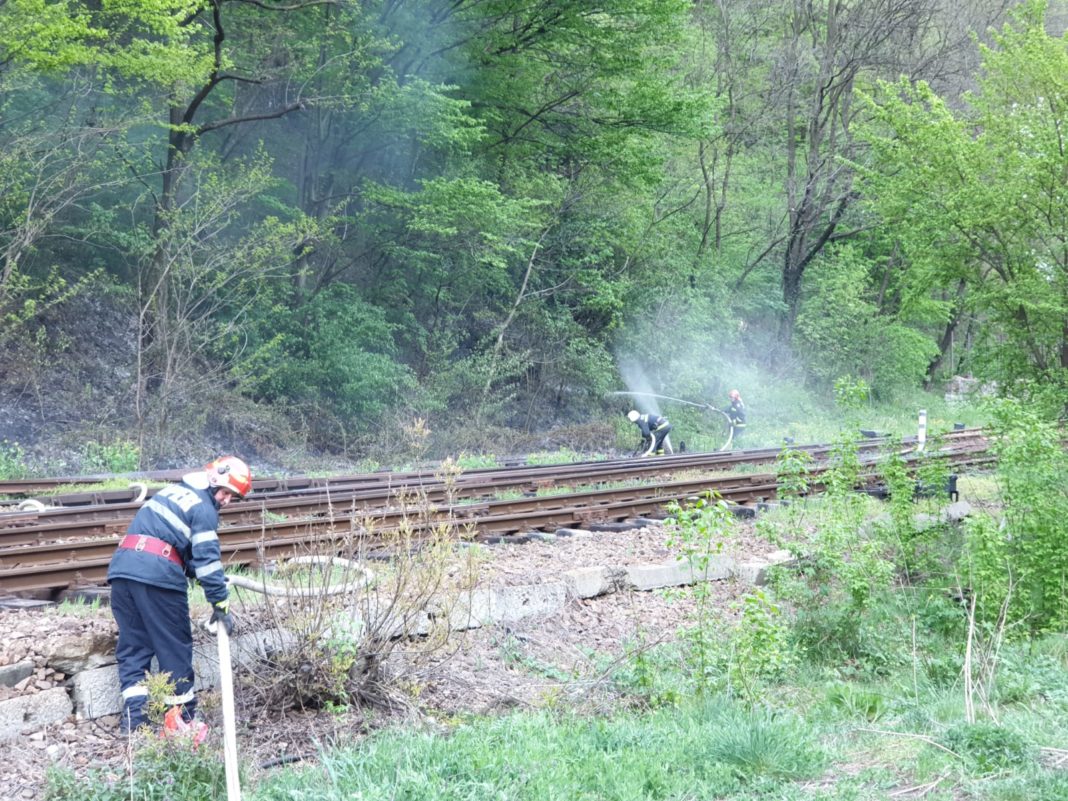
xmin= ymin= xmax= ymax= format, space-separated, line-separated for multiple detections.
xmin=0 ymin=430 xmax=991 ymax=593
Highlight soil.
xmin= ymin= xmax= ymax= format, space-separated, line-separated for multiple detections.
xmin=0 ymin=521 xmax=779 ymax=799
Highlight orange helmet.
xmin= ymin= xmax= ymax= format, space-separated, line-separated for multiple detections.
xmin=728 ymin=389 xmax=742 ymax=401
xmin=205 ymin=456 xmax=252 ymax=499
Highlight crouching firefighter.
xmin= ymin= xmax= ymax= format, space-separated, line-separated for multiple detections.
xmin=627 ymin=410 xmax=673 ymax=456
xmin=107 ymin=456 xmax=252 ymax=733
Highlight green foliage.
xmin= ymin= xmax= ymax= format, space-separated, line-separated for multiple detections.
xmin=0 ymin=439 xmax=27 ymax=480
xmin=857 ymin=3 xmax=1068 ymax=389
xmin=768 ymin=438 xmax=901 ymax=666
xmin=941 ymin=721 xmax=1036 ymax=775
xmin=256 ymin=700 xmax=823 ymax=801
xmin=46 ymin=735 xmax=227 ymax=801
xmin=833 ymin=375 xmax=871 ymax=411
xmin=609 ymin=637 xmax=688 ymax=708
xmin=665 ymin=491 xmax=732 ymax=695
xmin=524 ymin=449 xmax=588 ymax=466
xmin=795 ymin=245 xmax=939 ymax=398
xmin=82 ymin=440 xmax=140 ymax=473
xmin=453 ymin=452 xmax=499 ymax=470
xmin=963 ymin=397 xmax=1068 ymax=633
xmin=701 ymin=707 xmax=826 ymax=783
xmin=775 ymin=445 xmax=814 ymax=499
xmin=243 ymin=284 xmax=415 ymax=427
xmin=727 ymin=590 xmax=799 ymax=697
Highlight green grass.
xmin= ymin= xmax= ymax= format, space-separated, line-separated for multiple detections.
xmin=253 ymin=701 xmax=826 ymax=801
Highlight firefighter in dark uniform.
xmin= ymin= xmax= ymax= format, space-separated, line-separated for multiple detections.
xmin=627 ymin=409 xmax=673 ymax=456
xmin=107 ymin=456 xmax=252 ymax=732
xmin=727 ymin=389 xmax=747 ymax=446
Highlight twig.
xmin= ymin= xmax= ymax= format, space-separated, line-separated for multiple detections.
xmin=888 ymin=773 xmax=949 ymax=797
xmin=855 ymin=727 xmax=962 ymax=759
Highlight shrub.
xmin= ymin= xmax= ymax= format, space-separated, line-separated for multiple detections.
xmin=963 ymin=398 xmax=1068 ymax=633
xmin=46 ymin=735 xmax=227 ymax=801
xmin=0 ymin=439 xmax=27 ymax=480
xmin=941 ymin=721 xmax=1035 ymax=775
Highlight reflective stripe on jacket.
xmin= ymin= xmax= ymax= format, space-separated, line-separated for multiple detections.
xmin=107 ymin=473 xmax=228 ymax=604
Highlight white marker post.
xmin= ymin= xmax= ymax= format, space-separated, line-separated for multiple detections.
xmin=917 ymin=409 xmax=927 ymax=452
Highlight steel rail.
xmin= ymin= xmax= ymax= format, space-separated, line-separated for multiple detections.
xmin=0 ymin=441 xmax=993 ymax=593
xmin=0 ymin=430 xmax=986 ymax=538
xmin=0 ymin=429 xmax=984 ymax=506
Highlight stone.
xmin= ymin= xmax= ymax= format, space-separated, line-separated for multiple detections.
xmin=46 ymin=632 xmax=117 ymax=674
xmin=943 ymin=500 xmax=973 ymax=523
xmin=0 ymin=660 xmax=34 ymax=688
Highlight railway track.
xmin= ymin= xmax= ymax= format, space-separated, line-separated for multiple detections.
xmin=0 ymin=431 xmax=990 ymax=594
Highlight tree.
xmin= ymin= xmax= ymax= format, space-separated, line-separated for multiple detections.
xmin=857 ymin=0 xmax=1068 ymax=388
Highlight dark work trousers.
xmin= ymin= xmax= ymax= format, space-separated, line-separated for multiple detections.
xmin=110 ymin=578 xmax=195 ymax=730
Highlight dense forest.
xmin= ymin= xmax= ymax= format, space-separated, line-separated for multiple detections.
xmin=0 ymin=0 xmax=1065 ymax=465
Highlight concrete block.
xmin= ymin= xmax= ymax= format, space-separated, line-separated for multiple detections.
xmin=71 ymin=664 xmax=122 ymax=719
xmin=489 ymin=582 xmax=567 ymax=624
xmin=0 ymin=660 xmax=34 ymax=688
xmin=624 ymin=556 xmax=734 ymax=591
xmin=333 ymin=601 xmax=432 ymax=640
xmin=0 ymin=688 xmax=72 ymax=740
xmin=71 ymin=627 xmax=296 ymax=720
xmin=733 ymin=560 xmax=771 ymax=585
xmin=442 ymin=588 xmax=492 ymax=631
xmin=554 ymin=528 xmax=592 ymax=537
xmin=563 ymin=567 xmax=614 ymax=599
xmin=443 ymin=583 xmax=567 ymax=630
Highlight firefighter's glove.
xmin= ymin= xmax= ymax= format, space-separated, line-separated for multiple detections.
xmin=208 ymin=599 xmax=235 ymax=636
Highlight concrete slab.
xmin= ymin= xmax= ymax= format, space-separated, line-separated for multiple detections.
xmin=0 ymin=597 xmax=54 ymax=610
xmin=624 ymin=556 xmax=734 ymax=590
xmin=0 ymin=688 xmax=72 ymax=740
xmin=445 ymin=583 xmax=567 ymax=630
xmin=563 ymin=566 xmax=614 ymax=599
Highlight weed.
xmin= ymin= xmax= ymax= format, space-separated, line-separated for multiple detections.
xmin=941 ymin=721 xmax=1035 ymax=775
xmin=0 ymin=439 xmax=27 ymax=480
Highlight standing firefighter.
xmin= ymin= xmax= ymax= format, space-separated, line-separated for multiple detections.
xmin=727 ymin=389 xmax=747 ymax=446
xmin=107 ymin=456 xmax=251 ymax=733
xmin=627 ymin=409 xmax=673 ymax=456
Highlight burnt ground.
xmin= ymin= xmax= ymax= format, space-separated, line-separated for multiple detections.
xmin=0 ymin=522 xmax=780 ymax=800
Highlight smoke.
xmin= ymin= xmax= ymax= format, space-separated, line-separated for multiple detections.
xmin=617 ymin=360 xmax=662 ymax=416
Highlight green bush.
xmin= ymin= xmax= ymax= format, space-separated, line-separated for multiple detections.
xmin=241 ymin=284 xmax=415 ymax=430
xmin=795 ymin=244 xmax=938 ymax=398
xmin=941 ymin=721 xmax=1035 ymax=775
xmin=963 ymin=398 xmax=1068 ymax=633
xmin=83 ymin=440 xmax=140 ymax=473
xmin=46 ymin=735 xmax=228 ymax=801
xmin=0 ymin=439 xmax=27 ymax=480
